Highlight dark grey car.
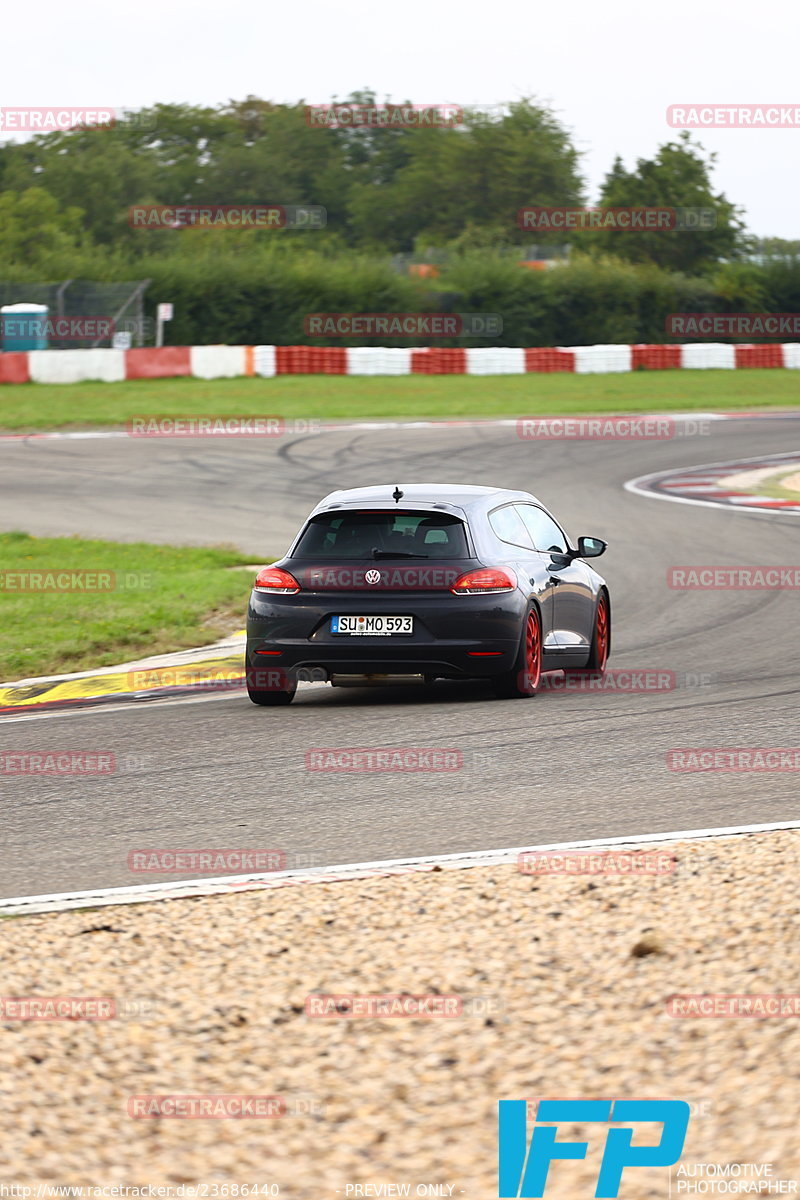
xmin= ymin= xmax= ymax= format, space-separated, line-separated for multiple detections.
xmin=246 ymin=483 xmax=609 ymax=705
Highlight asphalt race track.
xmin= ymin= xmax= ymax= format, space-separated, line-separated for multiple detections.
xmin=2 ymin=415 xmax=800 ymax=900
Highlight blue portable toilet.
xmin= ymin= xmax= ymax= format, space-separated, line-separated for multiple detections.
xmin=1 ymin=303 xmax=49 ymax=351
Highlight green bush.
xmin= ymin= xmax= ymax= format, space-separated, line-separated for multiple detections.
xmin=2 ymin=244 xmax=799 ymax=346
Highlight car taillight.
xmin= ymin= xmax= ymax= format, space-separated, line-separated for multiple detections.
xmin=254 ymin=567 xmax=301 ymax=594
xmin=451 ymin=568 xmax=517 ymax=595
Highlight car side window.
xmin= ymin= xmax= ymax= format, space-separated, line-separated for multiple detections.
xmin=516 ymin=505 xmax=568 ymax=554
xmin=489 ymin=504 xmax=535 ymax=550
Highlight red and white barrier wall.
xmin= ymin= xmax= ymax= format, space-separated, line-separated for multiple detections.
xmin=1 ymin=343 xmax=799 ymax=384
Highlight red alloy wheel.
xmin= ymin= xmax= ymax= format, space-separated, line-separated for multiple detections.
xmin=595 ymin=594 xmax=609 ymax=671
xmin=525 ymin=609 xmax=542 ymax=692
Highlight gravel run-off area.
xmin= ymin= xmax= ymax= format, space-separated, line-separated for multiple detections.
xmin=0 ymin=829 xmax=798 ymax=1198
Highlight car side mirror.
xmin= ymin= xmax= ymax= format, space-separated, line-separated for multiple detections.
xmin=577 ymin=536 xmax=607 ymax=559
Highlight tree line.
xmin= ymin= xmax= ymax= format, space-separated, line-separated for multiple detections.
xmin=0 ymin=94 xmax=751 ymax=271
xmin=1 ymin=94 xmax=799 ymax=345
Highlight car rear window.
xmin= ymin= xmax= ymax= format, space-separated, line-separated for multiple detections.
xmin=291 ymin=510 xmax=469 ymax=559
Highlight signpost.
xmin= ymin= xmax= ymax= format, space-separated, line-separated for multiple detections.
xmin=156 ymin=302 xmax=173 ymax=348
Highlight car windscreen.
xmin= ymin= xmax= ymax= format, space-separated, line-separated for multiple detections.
xmin=291 ymin=510 xmax=469 ymax=559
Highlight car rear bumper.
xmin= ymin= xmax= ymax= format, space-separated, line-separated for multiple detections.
xmin=246 ymin=589 xmax=525 ymax=680
xmin=248 ymin=644 xmax=517 ymax=680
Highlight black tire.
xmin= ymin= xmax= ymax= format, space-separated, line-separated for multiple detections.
xmin=247 ymin=686 xmax=295 ymax=706
xmin=492 ymin=606 xmax=542 ymax=699
xmin=246 ymin=666 xmax=297 ymax=706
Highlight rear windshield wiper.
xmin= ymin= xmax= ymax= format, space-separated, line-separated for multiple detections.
xmin=371 ymin=548 xmax=429 ymax=559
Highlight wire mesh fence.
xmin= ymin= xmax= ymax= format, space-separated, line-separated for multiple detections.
xmin=0 ymin=279 xmax=151 ymax=349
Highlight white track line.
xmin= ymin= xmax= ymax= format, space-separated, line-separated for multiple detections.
xmin=3 ymin=819 xmax=799 ymax=917
xmin=0 ymin=412 xmax=727 ymax=444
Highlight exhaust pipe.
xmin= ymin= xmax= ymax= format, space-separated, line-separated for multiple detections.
xmin=330 ymin=673 xmax=426 ymax=688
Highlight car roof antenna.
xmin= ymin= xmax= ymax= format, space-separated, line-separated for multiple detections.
xmin=392 ymin=486 xmax=404 ymax=503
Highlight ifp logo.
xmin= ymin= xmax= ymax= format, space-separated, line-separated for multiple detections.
xmin=498 ymin=1099 xmax=690 ymax=1197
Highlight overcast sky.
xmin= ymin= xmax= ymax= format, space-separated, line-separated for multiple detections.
xmin=3 ymin=0 xmax=798 ymax=238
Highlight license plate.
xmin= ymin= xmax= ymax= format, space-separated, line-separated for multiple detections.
xmin=331 ymin=615 xmax=413 ymax=636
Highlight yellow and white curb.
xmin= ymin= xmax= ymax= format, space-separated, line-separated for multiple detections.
xmin=0 ymin=631 xmax=247 ymax=714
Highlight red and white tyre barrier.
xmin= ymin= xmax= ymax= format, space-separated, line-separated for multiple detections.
xmin=1 ymin=342 xmax=800 ymax=384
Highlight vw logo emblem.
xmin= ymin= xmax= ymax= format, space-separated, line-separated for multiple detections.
xmin=365 ymin=570 xmax=381 ymax=585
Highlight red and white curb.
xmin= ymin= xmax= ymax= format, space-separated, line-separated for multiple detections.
xmin=2 ymin=819 xmax=799 ymax=917
xmin=626 ymin=450 xmax=800 ymax=515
